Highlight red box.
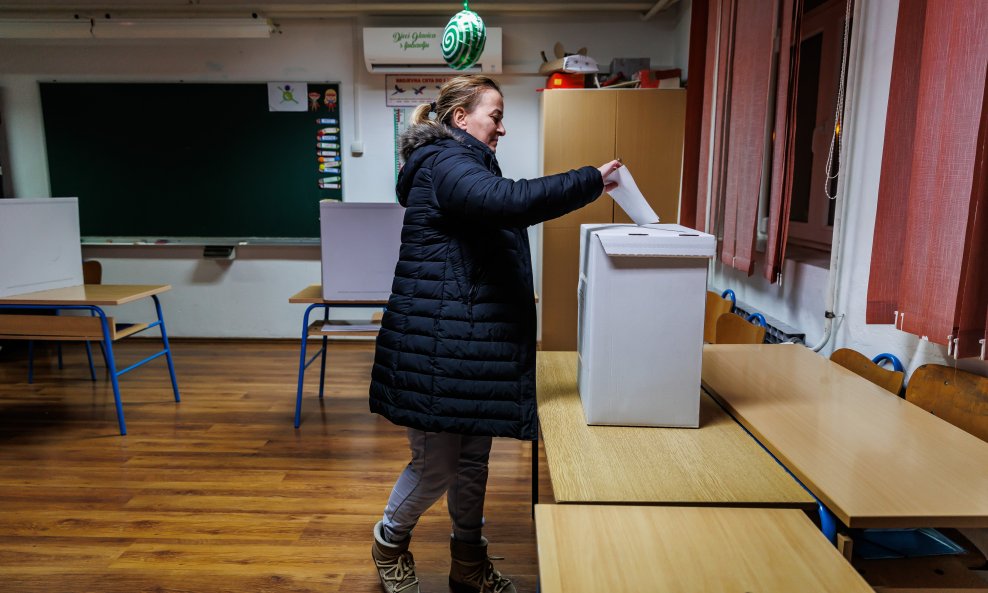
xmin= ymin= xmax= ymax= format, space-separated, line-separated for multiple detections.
xmin=546 ymin=72 xmax=584 ymax=89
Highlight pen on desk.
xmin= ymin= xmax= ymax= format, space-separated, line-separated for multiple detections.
xmin=319 ymin=164 xmax=339 ymax=172
xmin=320 ymin=169 xmax=340 ymax=175
xmin=317 ymin=135 xmax=339 ymax=141
xmin=318 ymin=127 xmax=340 ymax=134
xmin=317 ymin=151 xmax=338 ymax=157
xmin=316 ymin=118 xmax=338 ymax=124
xmin=317 ymin=143 xmax=340 ymax=149
xmin=319 ymin=176 xmax=341 ymax=182
xmin=319 ymin=157 xmax=340 ymax=164
xmin=319 ymin=183 xmax=341 ymax=189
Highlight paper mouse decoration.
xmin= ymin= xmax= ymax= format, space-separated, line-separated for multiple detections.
xmin=539 ymin=42 xmax=599 ymax=75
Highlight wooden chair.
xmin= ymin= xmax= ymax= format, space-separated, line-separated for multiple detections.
xmin=906 ymin=364 xmax=988 ymax=443
xmin=904 ymin=364 xmax=988 ymax=569
xmin=713 ymin=313 xmax=766 ymax=345
xmin=830 ymin=348 xmax=905 ymax=395
xmin=82 ymin=260 xmax=102 ymax=284
xmin=704 ymin=291 xmax=734 ymax=343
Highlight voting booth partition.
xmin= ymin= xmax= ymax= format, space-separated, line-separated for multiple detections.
xmin=319 ymin=201 xmax=404 ymax=302
xmin=577 ymin=223 xmax=715 ymax=427
xmin=0 ymin=198 xmax=83 ymax=298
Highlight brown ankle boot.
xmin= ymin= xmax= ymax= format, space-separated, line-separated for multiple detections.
xmin=448 ymin=536 xmax=516 ymax=593
xmin=371 ymin=521 xmax=420 ymax=593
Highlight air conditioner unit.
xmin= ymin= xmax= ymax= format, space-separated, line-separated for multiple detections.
xmin=363 ymin=27 xmax=502 ymax=74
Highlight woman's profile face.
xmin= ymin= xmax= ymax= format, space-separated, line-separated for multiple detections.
xmin=454 ymin=88 xmax=506 ymax=153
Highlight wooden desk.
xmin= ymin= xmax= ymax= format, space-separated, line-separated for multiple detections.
xmin=0 ymin=284 xmax=179 ymax=435
xmin=536 ymin=352 xmax=814 ymax=507
xmin=702 ymin=344 xmax=988 ymax=528
xmin=535 ymin=504 xmax=872 ymax=593
xmin=289 ymin=284 xmax=387 ymax=428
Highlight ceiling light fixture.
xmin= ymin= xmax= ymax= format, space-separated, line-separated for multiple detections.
xmin=0 ymin=16 xmax=274 ymax=40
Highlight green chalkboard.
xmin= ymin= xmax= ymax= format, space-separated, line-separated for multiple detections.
xmin=40 ymin=82 xmax=342 ymax=239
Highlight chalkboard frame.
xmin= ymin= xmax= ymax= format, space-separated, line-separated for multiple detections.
xmin=40 ymin=81 xmax=343 ymax=243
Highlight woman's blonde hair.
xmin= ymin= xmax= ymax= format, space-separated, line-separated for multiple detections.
xmin=411 ymin=75 xmax=502 ymax=128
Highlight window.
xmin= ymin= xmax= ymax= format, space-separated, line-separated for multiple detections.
xmin=787 ymin=0 xmax=849 ymax=251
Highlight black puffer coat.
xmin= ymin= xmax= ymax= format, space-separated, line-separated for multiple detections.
xmin=369 ymin=124 xmax=603 ymax=440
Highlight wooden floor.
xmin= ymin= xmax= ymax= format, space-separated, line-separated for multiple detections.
xmin=0 ymin=339 xmax=553 ymax=593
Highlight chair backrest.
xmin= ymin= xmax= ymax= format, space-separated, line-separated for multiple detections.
xmin=714 ymin=313 xmax=767 ymax=344
xmin=906 ymin=364 xmax=988 ymax=443
xmin=830 ymin=348 xmax=905 ymax=395
xmin=704 ymin=291 xmax=734 ymax=343
xmin=82 ymin=260 xmax=102 ymax=285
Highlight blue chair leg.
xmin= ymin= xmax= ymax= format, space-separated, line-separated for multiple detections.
xmin=84 ymin=340 xmax=96 ymax=381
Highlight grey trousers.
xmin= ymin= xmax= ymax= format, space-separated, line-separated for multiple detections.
xmin=381 ymin=428 xmax=493 ymax=544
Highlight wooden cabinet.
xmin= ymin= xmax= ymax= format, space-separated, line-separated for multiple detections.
xmin=540 ymin=89 xmax=686 ymax=351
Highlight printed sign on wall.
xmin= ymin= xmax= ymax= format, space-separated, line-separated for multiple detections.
xmin=268 ymin=82 xmax=308 ymax=112
xmin=385 ymin=75 xmax=452 ymax=108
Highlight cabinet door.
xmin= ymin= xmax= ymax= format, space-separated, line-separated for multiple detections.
xmin=541 ymin=90 xmax=617 ymax=350
xmin=542 ymin=90 xmax=617 ymax=228
xmin=614 ymin=89 xmax=686 ymax=225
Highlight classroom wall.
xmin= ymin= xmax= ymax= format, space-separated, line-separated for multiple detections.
xmin=0 ymin=11 xmax=687 ymax=337
xmin=710 ymin=0 xmax=988 ymax=376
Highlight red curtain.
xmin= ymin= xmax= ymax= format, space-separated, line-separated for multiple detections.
xmin=679 ymin=0 xmax=709 ymax=230
xmin=696 ymin=0 xmax=802 ymax=279
xmin=720 ymin=0 xmax=778 ymax=274
xmin=698 ymin=0 xmax=738 ymax=240
xmin=762 ymin=0 xmax=803 ymax=283
xmin=956 ymin=69 xmax=988 ymax=358
xmin=867 ymin=0 xmax=988 ymax=359
xmin=866 ymin=0 xmax=927 ymax=325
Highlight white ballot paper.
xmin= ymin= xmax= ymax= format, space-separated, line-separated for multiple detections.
xmin=604 ymin=166 xmax=660 ymax=225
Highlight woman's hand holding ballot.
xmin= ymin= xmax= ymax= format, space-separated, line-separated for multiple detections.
xmin=598 ymin=159 xmax=623 ymax=192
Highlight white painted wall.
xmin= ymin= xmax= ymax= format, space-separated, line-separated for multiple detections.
xmin=0 ymin=12 xmax=687 ymax=337
xmin=711 ymin=0 xmax=988 ymax=375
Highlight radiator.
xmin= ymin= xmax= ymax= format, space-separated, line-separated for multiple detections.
xmin=729 ymin=298 xmax=806 ymax=345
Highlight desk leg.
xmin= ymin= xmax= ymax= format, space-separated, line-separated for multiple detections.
xmin=819 ymin=502 xmax=837 ymax=543
xmin=295 ymin=304 xmax=321 ymax=429
xmin=532 ymin=436 xmax=538 ymax=519
xmin=27 ymin=340 xmax=35 ymax=384
xmin=95 ymin=309 xmax=126 ymax=436
xmin=318 ymin=306 xmax=329 ymax=399
xmin=152 ymin=295 xmax=180 ymax=402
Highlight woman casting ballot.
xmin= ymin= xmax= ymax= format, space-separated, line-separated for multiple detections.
xmin=369 ymin=74 xmax=621 ymax=593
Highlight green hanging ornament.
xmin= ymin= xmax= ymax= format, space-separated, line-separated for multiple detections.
xmin=442 ymin=1 xmax=487 ymax=71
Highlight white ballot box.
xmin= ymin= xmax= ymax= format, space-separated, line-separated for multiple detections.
xmin=320 ymin=201 xmax=405 ymax=301
xmin=577 ymin=223 xmax=715 ymax=427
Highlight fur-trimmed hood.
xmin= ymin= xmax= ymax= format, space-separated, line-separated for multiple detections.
xmin=397 ymin=122 xmax=459 ymax=163
xmin=395 ymin=123 xmax=500 ymax=207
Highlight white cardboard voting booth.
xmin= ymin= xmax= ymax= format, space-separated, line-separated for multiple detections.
xmin=0 ymin=198 xmax=83 ymax=298
xmin=577 ymin=223 xmax=715 ymax=427
xmin=319 ymin=201 xmax=404 ymax=301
